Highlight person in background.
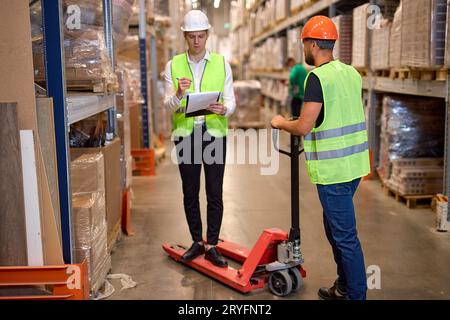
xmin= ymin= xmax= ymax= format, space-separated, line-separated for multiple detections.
xmin=163 ymin=10 xmax=236 ymax=268
xmin=271 ymin=16 xmax=370 ymax=300
xmin=285 ymin=57 xmax=308 ymax=118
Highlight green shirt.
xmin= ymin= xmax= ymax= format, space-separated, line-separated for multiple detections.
xmin=289 ymin=64 xmax=308 ymax=99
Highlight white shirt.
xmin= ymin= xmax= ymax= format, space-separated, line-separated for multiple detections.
xmin=164 ymin=51 xmax=236 ymax=125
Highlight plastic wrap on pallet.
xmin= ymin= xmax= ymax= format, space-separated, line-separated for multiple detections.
xmin=30 ymin=1 xmax=42 ymax=38
xmin=377 ymin=95 xmax=445 ymax=181
xmin=389 ymin=2 xmax=402 ymax=68
xmin=63 ymin=0 xmax=103 ymax=28
xmin=352 ymin=3 xmax=370 ymax=68
xmin=229 ymin=80 xmax=263 ymax=126
xmin=112 ymin=0 xmax=134 ymax=46
xmin=401 ymin=0 xmax=447 ymax=68
xmin=71 ymin=153 xmax=111 ymax=294
xmin=332 ymin=15 xmax=353 ymax=65
xmin=371 ymin=21 xmax=391 ymax=70
xmin=33 ymin=28 xmax=116 ymax=85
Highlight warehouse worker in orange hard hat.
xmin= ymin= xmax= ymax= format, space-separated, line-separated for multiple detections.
xmin=164 ymin=10 xmax=236 ymax=268
xmin=271 ymin=16 xmax=370 ymax=300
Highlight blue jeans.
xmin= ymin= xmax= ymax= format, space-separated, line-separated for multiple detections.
xmin=316 ymin=178 xmax=367 ymax=300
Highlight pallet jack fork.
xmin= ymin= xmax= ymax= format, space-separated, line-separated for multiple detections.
xmin=163 ymin=126 xmax=306 ymax=296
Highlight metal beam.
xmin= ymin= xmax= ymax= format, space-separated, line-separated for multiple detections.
xmin=41 ymin=0 xmax=73 ymax=264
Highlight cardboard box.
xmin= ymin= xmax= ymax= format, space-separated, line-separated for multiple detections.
xmin=401 ymin=0 xmax=447 ymax=68
xmin=389 ymin=3 xmax=403 ymax=68
xmin=333 ymin=15 xmax=353 ymax=65
xmin=371 ymin=23 xmax=391 ymax=70
xmin=352 ymin=3 xmax=370 ymax=68
xmin=71 ymin=138 xmax=122 ymax=246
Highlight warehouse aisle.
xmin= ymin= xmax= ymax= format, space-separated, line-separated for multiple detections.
xmin=109 ymin=135 xmax=450 ymax=300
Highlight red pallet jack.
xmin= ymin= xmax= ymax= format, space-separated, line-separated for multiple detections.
xmin=163 ymin=127 xmax=306 ymax=296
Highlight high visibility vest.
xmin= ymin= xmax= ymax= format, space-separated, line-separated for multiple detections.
xmin=171 ymin=52 xmax=227 ymax=137
xmin=303 ymin=60 xmax=370 ymax=185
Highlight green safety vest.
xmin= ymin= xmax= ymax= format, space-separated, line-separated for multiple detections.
xmin=171 ymin=52 xmax=228 ymax=138
xmin=303 ymin=60 xmax=370 ymax=185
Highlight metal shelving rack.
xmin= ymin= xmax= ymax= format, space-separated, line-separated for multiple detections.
xmin=41 ymin=0 xmax=117 ymax=263
xmin=244 ymin=0 xmax=450 ymax=196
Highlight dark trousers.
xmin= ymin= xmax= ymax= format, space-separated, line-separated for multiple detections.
xmin=291 ymin=97 xmax=303 ymax=118
xmin=174 ymin=124 xmax=226 ymax=245
xmin=316 ymin=178 xmax=367 ymax=300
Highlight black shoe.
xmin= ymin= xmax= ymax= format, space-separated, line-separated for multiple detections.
xmin=318 ymin=284 xmax=347 ymax=300
xmin=181 ymin=242 xmax=205 ymax=263
xmin=205 ymin=247 xmax=228 ymax=268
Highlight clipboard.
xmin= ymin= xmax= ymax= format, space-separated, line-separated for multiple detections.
xmin=185 ymin=91 xmax=222 ymax=118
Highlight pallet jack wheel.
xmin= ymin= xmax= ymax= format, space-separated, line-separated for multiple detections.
xmin=268 ymin=270 xmax=293 ymax=296
xmin=289 ymin=267 xmax=303 ymax=292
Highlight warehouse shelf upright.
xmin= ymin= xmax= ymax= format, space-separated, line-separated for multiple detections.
xmin=41 ymin=0 xmax=117 ymax=264
xmin=246 ymin=0 xmax=450 ymax=196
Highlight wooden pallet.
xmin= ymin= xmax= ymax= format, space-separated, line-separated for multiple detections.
xmin=389 ymin=68 xmax=448 ymax=81
xmin=107 ymin=220 xmax=122 ymax=254
xmin=66 ymin=78 xmax=118 ymax=94
xmin=374 ymin=69 xmax=390 ymax=77
xmin=381 ymin=181 xmax=434 ymax=209
xmin=356 ymin=68 xmax=369 ymax=77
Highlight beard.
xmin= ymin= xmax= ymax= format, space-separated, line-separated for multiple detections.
xmin=305 ymin=52 xmax=315 ymax=66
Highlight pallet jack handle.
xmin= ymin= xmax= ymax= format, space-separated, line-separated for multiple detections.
xmin=271 ymin=119 xmax=303 ymax=243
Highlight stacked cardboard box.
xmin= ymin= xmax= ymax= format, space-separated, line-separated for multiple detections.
xmin=332 ymin=15 xmax=353 ymax=65
xmin=71 ymin=153 xmax=111 ymax=294
xmin=275 ymin=0 xmax=289 ymax=21
xmin=230 ymin=80 xmax=264 ymax=127
xmin=388 ymin=159 xmax=444 ymax=195
xmin=378 ymin=95 xmax=445 ymax=185
xmin=389 ymin=3 xmax=403 ymax=68
xmin=401 ymin=0 xmax=447 ymax=68
xmin=352 ymin=3 xmax=370 ymax=68
xmin=71 ymin=138 xmax=123 ymax=251
xmin=287 ymin=28 xmax=303 ymax=63
xmin=371 ymin=22 xmax=392 ymax=70
xmin=250 ymin=37 xmax=287 ymax=70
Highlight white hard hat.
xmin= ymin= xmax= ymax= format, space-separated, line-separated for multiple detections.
xmin=181 ymin=10 xmax=211 ymax=32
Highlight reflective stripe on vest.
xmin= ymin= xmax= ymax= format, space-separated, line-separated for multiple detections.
xmin=305 ymin=141 xmax=369 ymax=161
xmin=304 ymin=121 xmax=366 ymax=141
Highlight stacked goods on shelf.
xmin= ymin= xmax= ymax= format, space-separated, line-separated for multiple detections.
xmin=389 ymin=159 xmax=444 ymax=195
xmin=275 ymin=0 xmax=289 ymax=22
xmin=287 ymin=28 xmax=303 ymax=63
xmin=250 ymin=37 xmax=287 ymax=71
xmin=377 ymin=95 xmax=445 ymax=195
xmin=290 ymin=0 xmax=310 ymax=12
xmin=446 ymin=1 xmax=450 ymax=67
xmin=112 ymin=0 xmax=134 ymax=46
xmin=352 ymin=3 xmax=370 ymax=69
xmin=230 ymin=81 xmax=264 ymax=128
xmin=389 ymin=2 xmax=402 ymax=68
xmin=32 ymin=0 xmax=119 ymax=92
xmin=332 ymin=15 xmax=352 ymax=65
xmin=401 ymin=0 xmax=447 ymax=68
xmin=231 ymin=0 xmax=246 ymax=29
xmin=254 ymin=0 xmax=276 ymax=35
xmin=371 ymin=20 xmax=392 ymax=70
xmin=71 ymin=153 xmax=111 ymax=294
xmin=71 ymin=138 xmax=123 ymax=252
xmin=260 ymin=78 xmax=289 ymax=103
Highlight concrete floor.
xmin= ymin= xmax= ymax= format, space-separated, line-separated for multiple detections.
xmin=109 ymin=134 xmax=450 ymax=300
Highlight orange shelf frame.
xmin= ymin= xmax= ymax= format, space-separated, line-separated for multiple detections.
xmin=0 ymin=260 xmax=89 ymax=300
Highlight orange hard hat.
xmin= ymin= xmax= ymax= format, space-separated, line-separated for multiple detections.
xmin=300 ymin=15 xmax=339 ymax=40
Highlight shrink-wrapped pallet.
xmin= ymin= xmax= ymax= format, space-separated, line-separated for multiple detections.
xmin=371 ymin=21 xmax=392 ymax=70
xmin=352 ymin=3 xmax=370 ymax=68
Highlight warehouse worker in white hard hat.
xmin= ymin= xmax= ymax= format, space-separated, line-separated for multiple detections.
xmin=164 ymin=10 xmax=236 ymax=268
